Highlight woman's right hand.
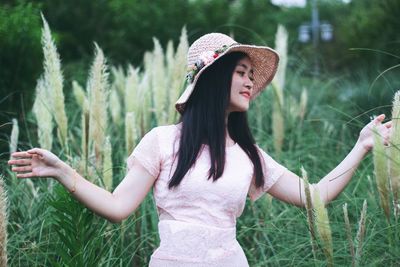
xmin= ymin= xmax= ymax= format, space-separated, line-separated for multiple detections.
xmin=8 ymin=148 xmax=65 ymax=180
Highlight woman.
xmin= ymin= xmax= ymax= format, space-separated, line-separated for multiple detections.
xmin=8 ymin=33 xmax=392 ymax=266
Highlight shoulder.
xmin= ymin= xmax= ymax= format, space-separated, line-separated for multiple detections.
xmin=144 ymin=123 xmax=181 ymax=149
xmin=150 ymin=123 xmax=181 ymax=139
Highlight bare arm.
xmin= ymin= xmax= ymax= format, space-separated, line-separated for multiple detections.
xmin=57 ymin=158 xmax=156 ymax=223
xmin=9 ymin=149 xmax=156 ymax=223
xmin=267 ymin=114 xmax=392 ymax=207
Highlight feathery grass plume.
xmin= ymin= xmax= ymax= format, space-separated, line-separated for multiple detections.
xmin=81 ymin=99 xmax=90 ymax=174
xmin=111 ymin=65 xmax=126 ymax=96
xmin=9 ymin=119 xmax=19 ymax=159
xmin=343 ymin=203 xmax=355 ymax=267
xmin=167 ymin=27 xmax=188 ymax=124
xmin=138 ymin=73 xmax=152 ymax=135
xmin=271 ymin=25 xmax=288 ymax=156
xmin=72 ymin=80 xmax=86 ymax=108
xmin=125 ymin=65 xmax=139 ymax=114
xmin=151 ymin=37 xmax=168 ymax=125
xmin=299 ymin=87 xmax=308 ymax=121
xmin=166 ymin=40 xmax=174 ymax=74
xmin=389 ymin=90 xmax=400 ymax=218
xmin=313 ymin=187 xmax=333 ymax=267
xmin=102 ymin=136 xmax=113 ymax=191
xmin=372 ymin=125 xmax=391 ymax=222
xmin=0 ymin=175 xmax=8 ymax=266
xmin=273 ymin=24 xmax=288 ymax=92
xmin=354 ymin=200 xmax=367 ymax=267
xmin=87 ymin=43 xmax=109 ymax=170
xmin=301 ymin=166 xmax=318 ymax=262
xmin=109 ymin=86 xmax=122 ymax=125
xmin=41 ymin=14 xmax=68 ymax=149
xmin=32 ymin=76 xmax=53 ymax=150
xmin=125 ymin=112 xmax=137 ymax=155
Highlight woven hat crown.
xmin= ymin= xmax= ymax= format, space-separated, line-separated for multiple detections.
xmin=187 ymin=33 xmax=236 ymax=67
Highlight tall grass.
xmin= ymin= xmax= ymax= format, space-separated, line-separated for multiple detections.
xmin=4 ymin=18 xmax=400 ymax=266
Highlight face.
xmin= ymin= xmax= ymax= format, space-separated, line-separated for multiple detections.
xmin=227 ymin=56 xmax=254 ymax=113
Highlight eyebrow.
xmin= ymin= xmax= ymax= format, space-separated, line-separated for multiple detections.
xmin=237 ymin=63 xmax=254 ymax=74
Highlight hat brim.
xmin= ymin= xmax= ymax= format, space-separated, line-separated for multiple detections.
xmin=175 ymin=44 xmax=279 ymax=114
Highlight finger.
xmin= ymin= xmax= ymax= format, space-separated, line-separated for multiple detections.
xmin=384 ymin=121 xmax=392 ymax=128
xmin=8 ymin=159 xmax=32 ymax=166
xmin=11 ymin=151 xmax=33 ymax=159
xmin=16 ymin=172 xmax=35 ymax=178
xmin=27 ymin=148 xmax=45 ymax=156
xmin=375 ymin=114 xmax=385 ymax=124
xmin=12 ymin=166 xmax=32 ymax=172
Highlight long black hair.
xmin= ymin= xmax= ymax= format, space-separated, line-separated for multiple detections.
xmin=168 ymin=51 xmax=265 ymax=189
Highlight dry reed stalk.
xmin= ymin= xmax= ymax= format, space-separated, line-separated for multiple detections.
xmin=87 ymin=43 xmax=109 ymax=171
xmin=151 ymin=38 xmax=168 ymax=125
xmin=313 ymin=187 xmax=333 ymax=267
xmin=343 ymin=203 xmax=355 ymax=267
xmin=125 ymin=112 xmax=137 ymax=155
xmin=102 ymin=136 xmax=113 ymax=191
xmin=389 ymin=91 xmax=400 ymax=218
xmin=33 ymin=77 xmax=53 ymax=150
xmin=271 ymin=25 xmax=288 ymax=156
xmin=9 ymin=119 xmax=19 ymax=159
xmin=72 ymin=80 xmax=86 ymax=108
xmin=373 ymin=125 xmax=391 ymax=221
xmin=0 ymin=175 xmax=8 ymax=267
xmin=301 ymin=167 xmax=318 ymax=262
xmin=41 ymin=14 xmax=68 ymax=149
xmin=354 ymin=200 xmax=367 ymax=267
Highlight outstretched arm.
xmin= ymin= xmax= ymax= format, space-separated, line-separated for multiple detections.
xmin=267 ymin=114 xmax=392 ymax=207
xmin=8 ymin=148 xmax=156 ymax=223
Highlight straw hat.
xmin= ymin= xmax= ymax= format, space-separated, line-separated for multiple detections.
xmin=175 ymin=33 xmax=279 ymax=113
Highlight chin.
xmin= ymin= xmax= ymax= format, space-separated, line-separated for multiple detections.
xmin=230 ymin=105 xmax=249 ymax=113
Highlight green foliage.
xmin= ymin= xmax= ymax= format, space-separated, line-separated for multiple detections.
xmin=46 ymin=185 xmax=109 ymax=266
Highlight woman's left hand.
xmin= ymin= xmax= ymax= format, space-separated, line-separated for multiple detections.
xmin=357 ymin=114 xmax=392 ymax=152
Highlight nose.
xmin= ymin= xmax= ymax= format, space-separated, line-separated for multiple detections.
xmin=244 ymin=78 xmax=253 ymax=91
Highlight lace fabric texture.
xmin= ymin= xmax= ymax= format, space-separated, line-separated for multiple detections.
xmin=126 ymin=124 xmax=287 ymax=265
xmin=149 ymin=220 xmax=249 ymax=266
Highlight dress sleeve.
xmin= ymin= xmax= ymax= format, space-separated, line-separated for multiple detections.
xmin=248 ymin=146 xmax=287 ymax=202
xmin=126 ymin=127 xmax=162 ymax=178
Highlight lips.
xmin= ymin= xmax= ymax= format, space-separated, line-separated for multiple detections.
xmin=240 ymin=91 xmax=251 ymax=99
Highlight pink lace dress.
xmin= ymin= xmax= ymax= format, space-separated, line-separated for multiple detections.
xmin=126 ymin=124 xmax=287 ymax=266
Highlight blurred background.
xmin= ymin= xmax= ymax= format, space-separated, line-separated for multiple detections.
xmin=1 ymin=0 xmax=400 ymax=157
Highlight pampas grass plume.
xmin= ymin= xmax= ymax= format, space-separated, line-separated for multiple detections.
xmin=41 ymin=14 xmax=68 ymax=148
xmin=389 ymin=90 xmax=400 ymax=218
xmin=0 ymin=175 xmax=8 ymax=267
xmin=373 ymin=125 xmax=391 ymax=221
xmin=355 ymin=200 xmax=367 ymax=267
xmin=9 ymin=119 xmax=19 ymax=159
xmin=125 ymin=112 xmax=137 ymax=156
xmin=343 ymin=203 xmax=355 ymax=267
xmin=72 ymin=80 xmax=86 ymax=108
xmin=87 ymin=43 xmax=109 ymax=169
xmin=103 ymin=136 xmax=113 ymax=191
xmin=301 ymin=166 xmax=318 ymax=261
xmin=313 ymin=187 xmax=334 ymax=267
xmin=32 ymin=77 xmax=53 ymax=150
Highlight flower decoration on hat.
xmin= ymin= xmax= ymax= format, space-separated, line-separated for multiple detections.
xmin=186 ymin=45 xmax=230 ymax=83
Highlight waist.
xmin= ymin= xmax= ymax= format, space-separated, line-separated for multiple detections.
xmin=153 ymin=219 xmax=241 ymax=262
